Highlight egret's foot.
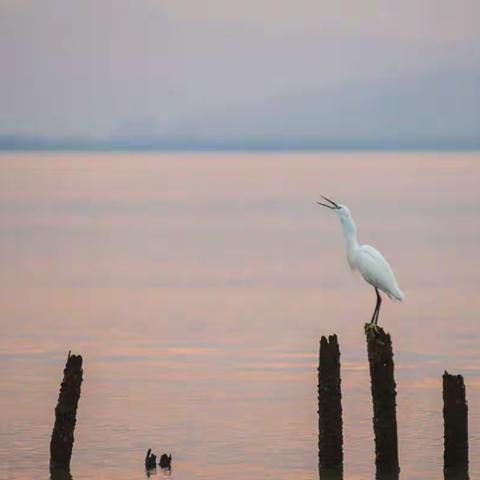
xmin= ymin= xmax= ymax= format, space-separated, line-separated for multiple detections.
xmin=364 ymin=322 xmax=380 ymax=335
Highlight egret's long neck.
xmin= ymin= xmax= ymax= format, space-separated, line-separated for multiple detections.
xmin=339 ymin=214 xmax=359 ymax=263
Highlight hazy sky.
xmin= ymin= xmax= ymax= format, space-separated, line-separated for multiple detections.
xmin=1 ymin=1 xmax=479 ymax=143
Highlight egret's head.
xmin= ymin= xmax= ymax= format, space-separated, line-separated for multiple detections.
xmin=317 ymin=196 xmax=351 ymax=218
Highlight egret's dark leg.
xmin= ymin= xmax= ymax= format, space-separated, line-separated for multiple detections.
xmin=373 ymin=288 xmax=382 ymax=325
xmin=369 ymin=288 xmax=381 ymax=324
xmin=365 ymin=288 xmax=382 ymax=334
xmin=370 ymin=302 xmax=377 ymax=324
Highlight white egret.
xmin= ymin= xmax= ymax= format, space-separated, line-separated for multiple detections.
xmin=317 ymin=196 xmax=404 ymax=332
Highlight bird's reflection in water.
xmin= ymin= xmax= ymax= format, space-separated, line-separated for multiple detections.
xmin=319 ymin=466 xmax=343 ymax=480
xmin=50 ymin=466 xmax=73 ymax=480
xmin=146 ymin=467 xmax=172 ymax=478
xmin=444 ymin=467 xmax=469 ymax=480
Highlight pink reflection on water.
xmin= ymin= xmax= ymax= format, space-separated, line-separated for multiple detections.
xmin=0 ymin=152 xmax=479 ymax=479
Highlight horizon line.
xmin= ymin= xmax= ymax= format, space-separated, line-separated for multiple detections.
xmin=1 ymin=138 xmax=479 ymax=154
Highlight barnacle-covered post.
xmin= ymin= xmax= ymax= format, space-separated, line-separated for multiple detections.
xmin=50 ymin=351 xmax=83 ymax=470
xmin=443 ymin=371 xmax=468 ymax=476
xmin=318 ymin=334 xmax=343 ymax=471
xmin=365 ymin=327 xmax=399 ymax=474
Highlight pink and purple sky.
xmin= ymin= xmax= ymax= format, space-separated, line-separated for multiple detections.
xmin=1 ymin=1 xmax=479 ymax=147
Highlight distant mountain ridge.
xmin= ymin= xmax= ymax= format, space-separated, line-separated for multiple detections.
xmin=2 ymin=68 xmax=479 ymax=151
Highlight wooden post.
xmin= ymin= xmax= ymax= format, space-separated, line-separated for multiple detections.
xmin=318 ymin=334 xmax=343 ymax=470
xmin=443 ymin=371 xmax=468 ymax=475
xmin=49 ymin=468 xmax=73 ymax=480
xmin=50 ymin=351 xmax=83 ymax=470
xmin=319 ymin=467 xmax=344 ymax=480
xmin=374 ymin=473 xmax=399 ymax=480
xmin=365 ymin=327 xmax=399 ymax=474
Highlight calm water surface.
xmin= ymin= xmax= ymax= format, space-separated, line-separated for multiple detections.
xmin=0 ymin=152 xmax=479 ymax=480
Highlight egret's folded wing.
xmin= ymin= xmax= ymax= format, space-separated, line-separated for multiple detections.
xmin=356 ymin=245 xmax=402 ymax=299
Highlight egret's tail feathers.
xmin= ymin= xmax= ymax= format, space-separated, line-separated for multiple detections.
xmin=389 ymin=287 xmax=405 ymax=302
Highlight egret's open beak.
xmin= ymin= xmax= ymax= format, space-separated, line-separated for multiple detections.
xmin=316 ymin=195 xmax=339 ymax=210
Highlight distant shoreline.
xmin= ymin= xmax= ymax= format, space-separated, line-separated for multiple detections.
xmin=0 ymin=138 xmax=479 ymax=153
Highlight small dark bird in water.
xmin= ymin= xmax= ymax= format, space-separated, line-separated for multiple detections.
xmin=159 ymin=453 xmax=172 ymax=469
xmin=145 ymin=448 xmax=157 ymax=470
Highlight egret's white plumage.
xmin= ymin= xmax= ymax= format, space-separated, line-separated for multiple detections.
xmin=317 ymin=196 xmax=404 ymax=328
xmin=355 ymin=245 xmax=404 ymax=301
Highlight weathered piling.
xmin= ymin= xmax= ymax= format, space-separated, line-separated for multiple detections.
xmin=50 ymin=351 xmax=83 ymax=469
xmin=443 ymin=467 xmax=469 ymax=480
xmin=319 ymin=466 xmax=344 ymax=480
xmin=375 ymin=472 xmax=400 ymax=480
xmin=49 ymin=467 xmax=73 ymax=480
xmin=365 ymin=327 xmax=399 ymax=474
xmin=443 ymin=371 xmax=468 ymax=474
xmin=318 ymin=334 xmax=343 ymax=470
